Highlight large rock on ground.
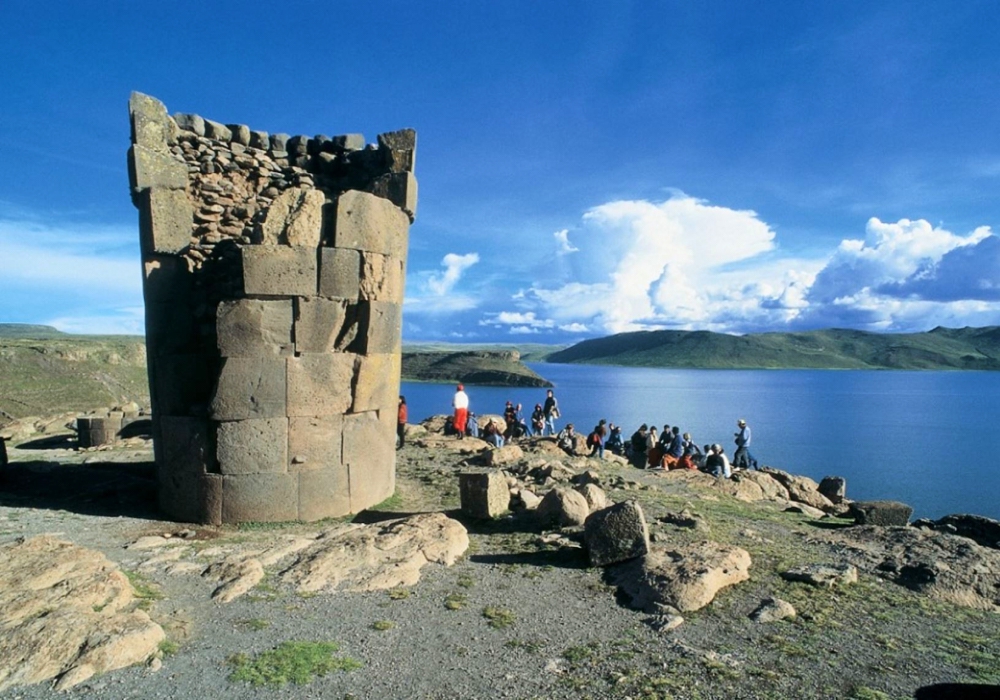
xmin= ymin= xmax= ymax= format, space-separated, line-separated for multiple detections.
xmin=459 ymin=470 xmax=509 ymax=519
xmin=761 ymin=468 xmax=834 ymax=511
xmin=781 ymin=563 xmax=858 ymax=588
xmin=913 ymin=514 xmax=1000 ymax=549
xmin=736 ymin=470 xmax=790 ymax=501
xmin=584 ymin=500 xmax=650 ymax=566
xmin=714 ymin=474 xmax=765 ymax=502
xmin=0 ymin=536 xmax=165 ymax=691
xmin=610 ymin=541 xmax=752 ymax=613
xmin=818 ymin=476 xmax=847 ymax=504
xmin=281 ymin=512 xmax=468 ymax=594
xmin=850 ymin=500 xmax=913 ymax=526
xmin=537 ymin=486 xmax=590 ymax=527
xmin=484 ymin=444 xmax=523 ymax=467
xmin=575 ymin=483 xmax=609 ymax=513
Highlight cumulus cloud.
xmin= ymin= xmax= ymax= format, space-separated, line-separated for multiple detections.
xmin=553 ymin=229 xmax=578 ymax=255
xmin=405 ymin=252 xmax=481 ymax=314
xmin=489 ymin=195 xmax=1000 ymax=337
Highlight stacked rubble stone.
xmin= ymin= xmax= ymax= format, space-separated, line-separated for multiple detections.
xmin=127 ymin=92 xmax=416 ymax=525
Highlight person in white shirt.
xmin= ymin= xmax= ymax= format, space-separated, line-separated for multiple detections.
xmin=452 ymin=384 xmax=469 ymax=439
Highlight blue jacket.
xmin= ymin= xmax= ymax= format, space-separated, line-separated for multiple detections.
xmin=736 ymin=425 xmax=751 ymax=447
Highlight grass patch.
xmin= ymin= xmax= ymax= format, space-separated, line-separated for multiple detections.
xmin=123 ymin=569 xmax=162 ymax=609
xmin=562 ymin=642 xmax=599 ymax=665
xmin=456 ymin=574 xmax=475 ymax=588
xmin=227 ymin=641 xmax=361 ymax=687
xmin=505 ymin=638 xmax=547 ymax=654
xmin=388 ymin=588 xmax=411 ymax=601
xmin=444 ymin=593 xmax=467 ymax=610
xmin=848 ymin=687 xmax=891 ymax=700
xmin=372 ymin=620 xmax=395 ymax=631
xmin=238 ymin=618 xmax=271 ymax=631
xmin=158 ymin=639 xmax=179 ymax=656
xmin=483 ymin=606 xmax=516 ymax=629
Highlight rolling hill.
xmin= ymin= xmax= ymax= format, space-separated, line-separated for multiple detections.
xmin=545 ymin=326 xmax=1000 ymax=370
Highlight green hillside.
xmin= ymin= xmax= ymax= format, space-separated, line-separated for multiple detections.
xmin=401 ymin=350 xmax=553 ymax=387
xmin=546 ymin=326 xmax=1000 ymax=370
xmin=0 ymin=324 xmax=70 ymax=340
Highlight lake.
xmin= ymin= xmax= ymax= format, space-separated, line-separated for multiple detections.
xmin=401 ymin=363 xmax=1000 ymax=521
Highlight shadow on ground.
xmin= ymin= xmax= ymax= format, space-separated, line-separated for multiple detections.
xmin=0 ymin=459 xmax=160 ymax=520
xmin=15 ymin=434 xmax=79 ymax=450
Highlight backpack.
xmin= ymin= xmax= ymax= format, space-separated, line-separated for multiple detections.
xmin=587 ymin=431 xmax=599 ymax=447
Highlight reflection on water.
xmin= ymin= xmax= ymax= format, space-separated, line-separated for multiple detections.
xmin=401 ymin=364 xmax=1000 ymax=520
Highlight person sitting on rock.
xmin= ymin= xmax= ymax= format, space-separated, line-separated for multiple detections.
xmin=466 ymin=412 xmax=479 ymax=439
xmin=658 ymin=424 xmax=672 ymax=451
xmin=556 ymin=423 xmax=578 ymax=454
xmin=663 ymin=426 xmax=685 ymax=469
xmin=606 ymin=424 xmax=624 ymax=455
xmin=482 ymin=419 xmax=504 ymax=448
xmin=705 ymin=444 xmax=732 ymax=479
xmin=628 ymin=424 xmax=648 ymax=467
xmin=676 ymin=433 xmax=701 ymax=470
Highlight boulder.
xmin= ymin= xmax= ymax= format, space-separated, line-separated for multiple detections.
xmin=750 ymin=597 xmax=796 ymax=623
xmin=459 ymin=470 xmax=509 ymax=519
xmin=781 ymin=563 xmax=858 ymax=588
xmin=610 ymin=541 xmax=752 ymax=612
xmin=0 ymin=536 xmax=165 ymax=691
xmin=575 ymin=483 xmax=609 ymax=513
xmin=761 ymin=468 xmax=834 ymax=511
xmin=420 ymin=415 xmax=450 ymax=433
xmin=204 ymin=556 xmax=265 ymax=603
xmin=912 ymin=514 xmax=1000 ymax=549
xmin=584 ymin=500 xmax=650 ymax=566
xmin=659 ymin=510 xmax=710 ymax=533
xmin=736 ymin=470 xmax=790 ymax=501
xmin=537 ymin=486 xmax=590 ymax=527
xmin=715 ymin=474 xmax=765 ymax=502
xmin=570 ymin=470 xmax=601 ymax=487
xmin=518 ymin=489 xmax=541 ymax=510
xmin=850 ymin=500 xmax=913 ymax=526
xmin=818 ymin=476 xmax=847 ymax=504
xmin=484 ymin=444 xmax=524 ymax=467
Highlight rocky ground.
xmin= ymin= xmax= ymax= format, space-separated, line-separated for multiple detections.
xmin=1 ymin=416 xmax=999 ymax=699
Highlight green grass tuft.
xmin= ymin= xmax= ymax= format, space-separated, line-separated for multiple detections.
xmin=483 ymin=606 xmax=516 ymax=629
xmin=227 ymin=641 xmax=362 ymax=687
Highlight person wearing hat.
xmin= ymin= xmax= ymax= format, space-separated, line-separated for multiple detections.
xmin=706 ymin=444 xmax=732 ymax=478
xmin=733 ymin=418 xmax=758 ymax=470
xmin=530 ymin=403 xmax=545 ymax=436
xmin=453 ymin=384 xmax=469 ymax=439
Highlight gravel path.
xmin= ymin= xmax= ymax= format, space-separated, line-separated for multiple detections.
xmin=3 ymin=435 xmax=1000 ymax=699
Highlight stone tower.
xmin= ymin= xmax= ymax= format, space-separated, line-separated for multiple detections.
xmin=128 ymin=92 xmax=415 ymax=524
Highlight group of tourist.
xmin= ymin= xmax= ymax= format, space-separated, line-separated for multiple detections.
xmin=406 ymin=384 xmax=760 ymax=479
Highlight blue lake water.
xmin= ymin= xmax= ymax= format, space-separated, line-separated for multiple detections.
xmin=401 ymin=363 xmax=1000 ymax=521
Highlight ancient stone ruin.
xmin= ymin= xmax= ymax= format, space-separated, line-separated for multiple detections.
xmin=127 ymin=92 xmax=415 ymax=525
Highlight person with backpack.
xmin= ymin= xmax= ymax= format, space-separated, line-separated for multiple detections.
xmin=587 ymin=419 xmax=608 ymax=459
xmin=530 ymin=404 xmax=545 ymax=436
xmin=542 ymin=389 xmax=559 ymax=436
xmin=629 ymin=424 xmax=648 ymax=468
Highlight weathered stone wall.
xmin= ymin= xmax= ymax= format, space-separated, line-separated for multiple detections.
xmin=127 ymin=92 xmax=415 ymax=525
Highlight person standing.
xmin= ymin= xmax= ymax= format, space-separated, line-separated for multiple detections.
xmin=733 ymin=418 xmax=758 ymax=469
xmin=542 ymin=389 xmax=559 ymax=436
xmin=589 ymin=419 xmax=608 ymax=459
xmin=396 ymin=396 xmax=407 ymax=449
xmin=453 ymin=384 xmax=469 ymax=439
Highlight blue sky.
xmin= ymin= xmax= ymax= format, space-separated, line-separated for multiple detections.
xmin=3 ymin=1 xmax=1000 ymax=342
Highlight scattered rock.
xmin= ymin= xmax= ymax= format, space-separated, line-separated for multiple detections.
xmin=281 ymin=513 xmax=468 ymax=595
xmin=912 ymin=514 xmax=1000 ymax=549
xmin=736 ymin=469 xmax=790 ymax=500
xmin=518 ymin=488 xmax=542 ymax=510
xmin=483 ymin=444 xmax=523 ymax=467
xmin=204 ymin=557 xmax=265 ymax=603
xmin=537 ymin=487 xmax=591 ymax=527
xmin=649 ymin=613 xmax=685 ymax=632
xmin=781 ymin=563 xmax=858 ymax=588
xmin=570 ymin=470 xmax=601 ymax=487
xmin=784 ymin=503 xmax=827 ymax=519
xmin=761 ymin=468 xmax=835 ymax=511
xmin=0 ymin=536 xmax=165 ymax=691
xmin=459 ymin=470 xmax=509 ymax=519
xmin=715 ymin=474 xmax=765 ymax=502
xmin=850 ymin=500 xmax=913 ymax=526
xmin=610 ymin=541 xmax=752 ymax=612
xmin=584 ymin=500 xmax=650 ymax=566
xmin=658 ymin=510 xmax=710 ymax=533
xmin=126 ymin=535 xmax=174 ymax=550
xmin=818 ymin=476 xmax=847 ymax=504
xmin=750 ymin=597 xmax=796 ymax=623
xmin=575 ymin=483 xmax=609 ymax=513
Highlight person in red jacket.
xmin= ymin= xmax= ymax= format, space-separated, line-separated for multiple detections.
xmin=397 ymin=396 xmax=408 ymax=449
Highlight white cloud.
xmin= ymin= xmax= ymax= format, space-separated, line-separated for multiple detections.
xmin=46 ymin=307 xmax=146 ymax=336
xmin=427 ymin=253 xmax=480 ymax=296
xmin=405 ymin=252 xmax=481 ymax=314
xmin=553 ymin=228 xmax=578 ymax=255
xmin=559 ymin=323 xmax=589 ymax=332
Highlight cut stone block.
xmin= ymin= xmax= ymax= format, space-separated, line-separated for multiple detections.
xmin=152 ymin=354 xmax=217 ymax=416
xmin=359 ymin=252 xmax=405 ymax=303
xmin=158 ymin=417 xmax=215 ymax=523
xmin=458 ymin=470 xmax=509 ymax=519
xmin=366 ymin=171 xmax=417 ymax=222
xmin=216 ymin=299 xmax=293 ymax=357
xmin=343 ymin=411 xmax=395 ymax=512
xmin=201 ymin=474 xmax=223 ymax=525
xmin=242 ymin=245 xmax=318 ymax=297
xmin=76 ymin=416 xmax=123 ymax=448
xmin=129 ymin=92 xmax=174 ymax=152
xmin=286 ymin=354 xmax=356 ymax=417
xmin=318 ymin=247 xmax=361 ymax=299
xmin=204 ymin=119 xmax=232 ymax=142
xmin=298 ymin=467 xmax=351 ymax=521
xmin=216 ymin=418 xmax=288 ymax=475
xmin=288 ymin=415 xmax=344 ymax=473
xmin=353 ymin=353 xmax=401 ymax=413
xmin=584 ymin=500 xmax=650 ymax=567
xmin=222 ymin=473 xmax=298 ymax=523
xmin=850 ymin=500 xmax=913 ymax=526
xmin=354 ymin=301 xmax=402 ymax=355
xmin=138 ymin=187 xmax=193 ymax=255
xmin=818 ymin=476 xmax=847 ymax=504
xmin=173 ymin=113 xmax=205 ymax=136
xmin=210 ymin=357 xmax=287 ymax=420
xmin=143 ymin=256 xmax=193 ymax=304
xmin=128 ymin=144 xmax=188 ymax=193
xmin=293 ymin=297 xmax=350 ymax=354
xmin=331 ymin=133 xmax=365 ymax=151
xmin=261 ymin=188 xmax=326 ymax=247
xmin=145 ymin=301 xmax=198 ymax=357
xmin=331 ymin=190 xmax=409 ymax=256
xmin=377 ymin=128 xmax=416 ymax=173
